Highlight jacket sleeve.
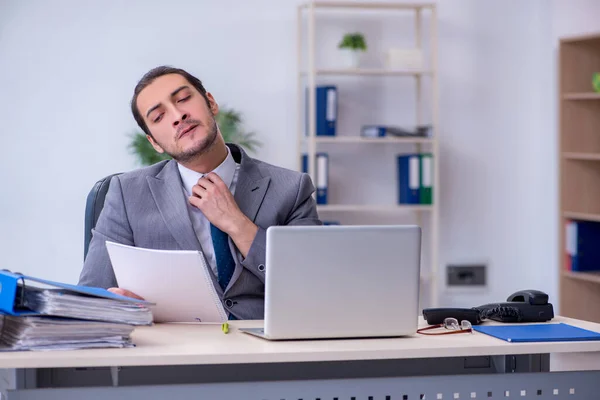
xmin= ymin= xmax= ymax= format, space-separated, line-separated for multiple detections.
xmin=240 ymin=173 xmax=322 ymax=282
xmin=78 ymin=176 xmax=133 ymax=289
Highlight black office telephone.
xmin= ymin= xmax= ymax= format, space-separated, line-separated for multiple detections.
xmin=422 ymin=289 xmax=554 ymax=325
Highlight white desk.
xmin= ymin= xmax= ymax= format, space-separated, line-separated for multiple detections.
xmin=1 ymin=316 xmax=600 ymax=399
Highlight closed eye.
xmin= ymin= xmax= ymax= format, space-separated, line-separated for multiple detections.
xmin=177 ymin=95 xmax=191 ymax=103
xmin=153 ymin=113 xmax=163 ymax=123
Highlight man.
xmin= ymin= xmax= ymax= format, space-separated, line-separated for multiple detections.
xmin=78 ymin=66 xmax=322 ymax=320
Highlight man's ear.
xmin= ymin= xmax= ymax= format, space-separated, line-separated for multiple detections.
xmin=206 ymin=92 xmax=219 ymax=116
xmin=146 ymin=135 xmax=165 ymax=154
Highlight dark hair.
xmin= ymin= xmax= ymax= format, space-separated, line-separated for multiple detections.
xmin=130 ymin=66 xmax=211 ymax=137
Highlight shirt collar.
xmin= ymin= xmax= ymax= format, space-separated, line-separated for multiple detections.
xmin=177 ymin=146 xmax=237 ymax=196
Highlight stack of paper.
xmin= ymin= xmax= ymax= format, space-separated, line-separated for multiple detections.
xmin=0 ymin=270 xmax=154 ymax=351
xmin=106 ymin=241 xmax=228 ymax=323
xmin=0 ymin=316 xmax=134 ymax=351
xmin=23 ymin=288 xmax=153 ymax=326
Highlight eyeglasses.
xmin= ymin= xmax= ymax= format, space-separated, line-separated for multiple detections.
xmin=417 ymin=317 xmax=473 ymax=335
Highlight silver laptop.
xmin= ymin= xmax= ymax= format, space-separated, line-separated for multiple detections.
xmin=240 ymin=224 xmax=421 ymax=340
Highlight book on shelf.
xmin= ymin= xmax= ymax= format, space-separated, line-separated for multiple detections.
xmin=397 ymin=153 xmax=433 ymax=205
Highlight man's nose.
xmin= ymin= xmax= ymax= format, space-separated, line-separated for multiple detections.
xmin=173 ymin=112 xmax=188 ymax=127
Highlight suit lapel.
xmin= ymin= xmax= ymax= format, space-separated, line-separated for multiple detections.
xmin=230 ymin=144 xmax=271 ymax=223
xmin=233 ymin=171 xmax=270 ymax=223
xmin=147 ymin=161 xmax=201 ymax=251
xmin=226 ymin=145 xmax=271 ymax=291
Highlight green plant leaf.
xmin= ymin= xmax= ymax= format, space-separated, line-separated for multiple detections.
xmin=338 ymin=32 xmax=367 ymax=51
xmin=128 ymin=131 xmax=171 ymax=166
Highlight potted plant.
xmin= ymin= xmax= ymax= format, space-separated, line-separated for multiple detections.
xmin=338 ymin=32 xmax=367 ymax=68
xmin=128 ymin=106 xmax=261 ymax=166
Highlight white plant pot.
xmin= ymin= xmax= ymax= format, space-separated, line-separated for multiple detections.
xmin=339 ymin=49 xmax=362 ymax=69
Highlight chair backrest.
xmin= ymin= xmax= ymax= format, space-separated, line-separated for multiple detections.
xmin=84 ymin=173 xmax=122 ymax=260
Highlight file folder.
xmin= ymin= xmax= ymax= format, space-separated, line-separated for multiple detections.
xmin=397 ymin=154 xmax=420 ymax=204
xmin=305 ymin=85 xmax=337 ymax=136
xmin=301 ymin=153 xmax=329 ymax=205
xmin=419 ymin=153 xmax=433 ymax=205
xmin=565 ymin=219 xmax=600 ymax=271
xmin=0 ymin=270 xmax=153 ymax=317
xmin=473 ymin=323 xmax=600 ymax=343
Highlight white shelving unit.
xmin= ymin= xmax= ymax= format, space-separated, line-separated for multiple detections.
xmin=296 ymin=1 xmax=439 ymax=308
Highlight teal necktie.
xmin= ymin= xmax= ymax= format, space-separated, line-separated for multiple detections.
xmin=210 ymin=224 xmax=236 ymax=291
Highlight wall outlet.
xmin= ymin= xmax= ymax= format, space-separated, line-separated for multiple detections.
xmin=447 ymin=264 xmax=486 ymax=286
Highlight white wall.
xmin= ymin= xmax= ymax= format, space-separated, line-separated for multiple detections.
xmin=0 ymin=0 xmax=562 ymax=309
xmin=437 ymin=0 xmax=556 ymax=307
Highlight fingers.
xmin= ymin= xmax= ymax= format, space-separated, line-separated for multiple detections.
xmin=189 ymin=194 xmax=202 ymax=209
xmin=192 ymin=173 xmax=224 ymax=198
xmin=205 ymin=172 xmax=227 ymax=189
xmin=191 ymin=184 xmax=206 ymax=198
xmin=108 ymin=287 xmax=145 ymax=300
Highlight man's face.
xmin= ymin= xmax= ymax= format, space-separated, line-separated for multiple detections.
xmin=136 ymin=73 xmax=218 ymax=163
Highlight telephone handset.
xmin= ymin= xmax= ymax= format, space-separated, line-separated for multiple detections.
xmin=422 ymin=289 xmax=554 ymax=325
xmin=475 ymin=289 xmax=554 ymax=323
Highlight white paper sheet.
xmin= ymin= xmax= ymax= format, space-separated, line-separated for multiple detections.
xmin=105 ymin=241 xmax=227 ymax=323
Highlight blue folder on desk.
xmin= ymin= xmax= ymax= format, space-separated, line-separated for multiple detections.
xmin=0 ymin=270 xmax=153 ymax=316
xmin=473 ymin=323 xmax=600 ymax=343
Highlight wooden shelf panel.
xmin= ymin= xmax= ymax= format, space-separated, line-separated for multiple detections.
xmin=300 ymin=2 xmax=435 ymax=10
xmin=317 ymin=204 xmax=432 ymax=212
xmin=560 ymin=274 xmax=600 ymax=323
xmin=560 ymin=40 xmax=600 ymax=93
xmin=563 ymin=211 xmax=600 ymax=223
xmin=563 ymin=270 xmax=600 ymax=284
xmin=300 ymin=69 xmax=433 ymax=77
xmin=561 ymin=161 xmax=600 ymax=215
xmin=563 ymin=92 xmax=600 ymax=100
xmin=561 ymin=100 xmax=600 ymax=153
xmin=560 ymin=32 xmax=600 ymax=45
xmin=562 ymin=152 xmax=600 ymax=161
xmin=304 ymin=136 xmax=434 ymax=144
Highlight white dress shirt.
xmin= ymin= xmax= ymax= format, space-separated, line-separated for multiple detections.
xmin=177 ymin=146 xmax=240 ymax=276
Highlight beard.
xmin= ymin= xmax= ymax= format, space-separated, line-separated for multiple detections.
xmin=167 ymin=115 xmax=219 ymax=164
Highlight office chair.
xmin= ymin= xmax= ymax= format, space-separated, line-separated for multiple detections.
xmin=84 ymin=173 xmax=122 ymax=260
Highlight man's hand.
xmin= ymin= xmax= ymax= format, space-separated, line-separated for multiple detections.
xmin=189 ymin=172 xmax=258 ymax=257
xmin=108 ymin=287 xmax=145 ymax=300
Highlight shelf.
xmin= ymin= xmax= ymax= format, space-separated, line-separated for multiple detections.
xmin=563 ymin=211 xmax=600 ymax=223
xmin=562 ymin=152 xmax=600 ymax=161
xmin=304 ymin=136 xmax=434 ymax=144
xmin=562 ymin=270 xmax=600 ymax=284
xmin=317 ymin=204 xmax=432 ymax=212
xmin=560 ymin=32 xmax=600 ymax=44
xmin=562 ymin=93 xmax=600 ymax=100
xmin=300 ymin=69 xmax=432 ymax=77
xmin=300 ymin=2 xmax=435 ymax=10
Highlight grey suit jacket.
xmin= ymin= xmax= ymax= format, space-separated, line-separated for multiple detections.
xmin=78 ymin=144 xmax=322 ymax=319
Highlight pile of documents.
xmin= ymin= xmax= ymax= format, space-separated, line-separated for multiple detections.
xmin=0 ymin=270 xmax=153 ymax=351
xmin=0 ymin=316 xmax=136 ymax=351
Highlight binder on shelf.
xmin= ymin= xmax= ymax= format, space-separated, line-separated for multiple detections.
xmin=302 ymin=153 xmax=329 ymax=205
xmin=419 ymin=153 xmax=433 ymax=205
xmin=305 ymin=85 xmax=337 ymax=136
xmin=397 ymin=154 xmax=420 ymax=204
xmin=565 ymin=219 xmax=600 ymax=272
